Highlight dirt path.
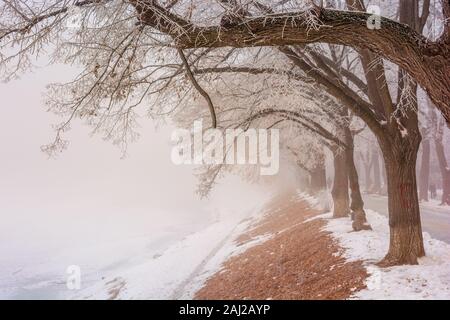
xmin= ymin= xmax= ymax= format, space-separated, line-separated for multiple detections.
xmin=195 ymin=192 xmax=368 ymax=300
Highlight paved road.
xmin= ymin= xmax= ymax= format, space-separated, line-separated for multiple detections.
xmin=363 ymin=194 xmax=450 ymax=244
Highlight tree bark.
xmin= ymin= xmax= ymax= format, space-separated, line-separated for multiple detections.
xmin=380 ymin=158 xmax=388 ymax=196
xmin=331 ymin=148 xmax=350 ymax=218
xmin=345 ymin=128 xmax=372 ymax=231
xmin=419 ymin=138 xmax=431 ymax=201
xmin=372 ymin=0 xmax=425 ymax=266
xmin=378 ymin=130 xmax=425 ymax=266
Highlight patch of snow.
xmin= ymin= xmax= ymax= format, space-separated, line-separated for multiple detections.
xmin=297 ymin=190 xmax=331 ymax=211
xmin=178 ymin=223 xmax=273 ymax=299
xmin=321 ymin=209 xmax=450 ymax=300
xmin=303 ymin=212 xmax=332 ymax=223
xmin=68 ymin=198 xmax=272 ymax=300
xmin=400 ymin=128 xmax=408 ymax=138
xmin=0 ymin=182 xmax=276 ymax=300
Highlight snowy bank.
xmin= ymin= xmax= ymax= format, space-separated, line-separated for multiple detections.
xmin=302 ymin=197 xmax=450 ymax=299
xmin=0 ymin=180 xmax=274 ymax=300
xmin=69 ymin=200 xmax=271 ymax=299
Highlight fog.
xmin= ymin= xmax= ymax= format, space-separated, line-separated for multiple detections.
xmin=0 ymin=62 xmax=295 ymax=288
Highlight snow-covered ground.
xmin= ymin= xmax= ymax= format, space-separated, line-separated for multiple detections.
xmin=5 ymin=186 xmax=448 ymax=300
xmin=303 ymin=192 xmax=450 ymax=300
xmin=71 ymin=200 xmax=271 ymax=300
xmin=0 ymin=183 xmax=274 ymax=300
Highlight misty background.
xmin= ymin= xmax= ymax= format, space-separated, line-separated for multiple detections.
xmin=0 ymin=61 xmax=296 ymax=298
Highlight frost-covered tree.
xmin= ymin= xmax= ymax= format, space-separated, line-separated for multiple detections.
xmin=1 ymin=0 xmax=448 ymax=265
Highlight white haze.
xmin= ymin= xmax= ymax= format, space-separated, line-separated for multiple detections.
xmin=0 ymin=62 xmax=298 ymax=297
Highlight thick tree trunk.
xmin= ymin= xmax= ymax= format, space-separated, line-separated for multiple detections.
xmin=380 ymin=157 xmax=388 ymax=195
xmin=344 ymin=129 xmax=372 ymax=231
xmin=378 ymin=134 xmax=425 ymax=266
xmin=419 ymin=139 xmax=431 ymax=201
xmin=373 ymin=0 xmax=425 ymax=266
xmin=331 ymin=149 xmax=350 ymax=218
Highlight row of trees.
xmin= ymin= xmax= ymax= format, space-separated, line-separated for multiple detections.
xmin=351 ymin=107 xmax=450 ymax=207
xmin=1 ymin=0 xmax=449 ymax=266
xmin=418 ymin=101 xmax=450 ymax=204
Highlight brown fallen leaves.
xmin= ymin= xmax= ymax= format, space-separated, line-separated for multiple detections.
xmin=195 ymin=192 xmax=368 ymax=300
